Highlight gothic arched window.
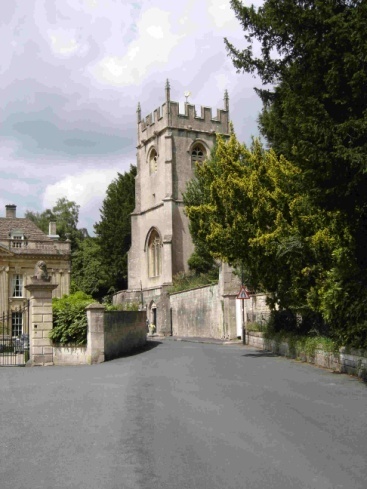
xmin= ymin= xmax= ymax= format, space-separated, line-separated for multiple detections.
xmin=149 ymin=148 xmax=158 ymax=173
xmin=147 ymin=229 xmax=162 ymax=277
xmin=191 ymin=143 xmax=206 ymax=165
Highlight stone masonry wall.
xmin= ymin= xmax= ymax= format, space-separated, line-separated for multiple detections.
xmin=247 ymin=332 xmax=367 ymax=380
xmin=104 ymin=310 xmax=147 ymax=361
xmin=53 ymin=346 xmax=88 ymax=366
xmin=170 ymin=284 xmax=225 ymax=338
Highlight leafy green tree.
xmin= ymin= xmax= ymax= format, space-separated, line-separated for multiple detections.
xmin=223 ymin=0 xmax=367 ymax=346
xmin=94 ymin=165 xmax=137 ymax=293
xmin=51 ymin=198 xmax=84 ymax=244
xmin=183 ymin=147 xmax=219 ymax=278
xmin=24 ymin=209 xmax=54 ymax=233
xmin=25 ymin=197 xmax=84 ymax=250
xmin=185 ymin=132 xmax=349 ymax=333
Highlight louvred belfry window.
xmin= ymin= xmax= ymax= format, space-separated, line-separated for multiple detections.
xmin=191 ymin=144 xmax=206 ymax=165
xmin=149 ymin=148 xmax=158 ymax=173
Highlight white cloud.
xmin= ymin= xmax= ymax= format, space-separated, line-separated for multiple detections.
xmin=48 ymin=29 xmax=81 ymax=56
xmin=42 ymin=167 xmax=123 ymax=229
xmin=43 ymin=168 xmax=120 ymax=207
xmin=1 ymin=0 xmax=266 ymax=234
xmin=84 ymin=0 xmax=98 ymax=8
xmin=146 ymin=25 xmax=164 ymax=39
xmin=207 ymin=0 xmax=237 ymax=28
xmin=0 ymin=179 xmax=33 ymax=196
xmin=213 ymin=73 xmax=231 ymax=92
xmin=93 ymin=7 xmax=183 ymax=86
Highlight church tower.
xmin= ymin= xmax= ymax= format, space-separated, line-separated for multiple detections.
xmin=126 ymin=81 xmax=230 ymax=333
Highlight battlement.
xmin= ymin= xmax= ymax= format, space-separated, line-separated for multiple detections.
xmin=137 ymin=83 xmax=229 ymax=144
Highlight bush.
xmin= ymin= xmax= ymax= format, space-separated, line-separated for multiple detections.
xmin=246 ymin=322 xmax=267 ymax=333
xmin=330 ymin=321 xmax=367 ymax=351
xmin=267 ymin=309 xmax=327 ymax=337
xmin=49 ymin=291 xmax=94 ymax=345
xmin=267 ymin=310 xmax=298 ymax=334
xmin=105 ymin=302 xmax=140 ymax=311
xmin=168 ymin=271 xmax=218 ymax=294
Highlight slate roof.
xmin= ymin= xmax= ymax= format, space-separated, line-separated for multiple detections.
xmin=0 ymin=218 xmax=69 ymax=256
xmin=0 ymin=218 xmax=52 ymax=241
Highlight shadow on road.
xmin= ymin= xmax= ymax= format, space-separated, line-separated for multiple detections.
xmin=242 ymin=351 xmax=278 ymax=358
xmin=106 ymin=340 xmax=163 ymax=361
xmin=142 ymin=339 xmax=162 ymax=351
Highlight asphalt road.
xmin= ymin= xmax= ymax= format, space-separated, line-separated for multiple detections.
xmin=0 ymin=339 xmax=366 ymax=489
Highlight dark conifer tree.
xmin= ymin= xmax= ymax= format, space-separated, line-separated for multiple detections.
xmin=94 ymin=165 xmax=136 ymax=294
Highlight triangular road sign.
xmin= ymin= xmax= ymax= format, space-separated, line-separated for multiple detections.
xmin=237 ymin=286 xmax=251 ymax=300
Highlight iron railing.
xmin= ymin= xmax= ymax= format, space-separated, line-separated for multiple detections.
xmin=0 ymin=303 xmax=29 ymax=366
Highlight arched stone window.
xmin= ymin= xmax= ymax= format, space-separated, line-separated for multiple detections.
xmin=149 ymin=148 xmax=158 ymax=173
xmin=191 ymin=143 xmax=206 ymax=165
xmin=147 ymin=229 xmax=162 ymax=277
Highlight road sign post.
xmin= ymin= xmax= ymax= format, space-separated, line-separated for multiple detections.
xmin=237 ymin=286 xmax=251 ymax=344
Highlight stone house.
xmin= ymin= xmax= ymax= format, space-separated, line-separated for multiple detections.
xmin=0 ymin=204 xmax=71 ymax=337
xmin=114 ymin=81 xmax=243 ymax=336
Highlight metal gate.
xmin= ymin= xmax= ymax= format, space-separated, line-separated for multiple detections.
xmin=0 ymin=303 xmax=29 ymax=367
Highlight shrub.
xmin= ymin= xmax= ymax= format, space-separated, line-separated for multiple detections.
xmin=105 ymin=302 xmax=140 ymax=311
xmin=247 ymin=322 xmax=267 ymax=333
xmin=267 ymin=310 xmax=298 ymax=334
xmin=168 ymin=271 xmax=218 ymax=294
xmin=49 ymin=291 xmax=94 ymax=345
xmin=267 ymin=309 xmax=327 ymax=337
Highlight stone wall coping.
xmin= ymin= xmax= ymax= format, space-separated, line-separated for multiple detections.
xmin=85 ymin=303 xmax=105 ymax=310
xmin=142 ymin=286 xmax=163 ymax=293
xmin=169 ymin=283 xmax=218 ymax=296
xmin=25 ymin=282 xmax=58 ymax=292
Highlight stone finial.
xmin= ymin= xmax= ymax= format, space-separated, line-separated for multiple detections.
xmin=165 ymin=79 xmax=171 ymax=102
xmin=224 ymin=89 xmax=229 ymax=111
xmin=137 ymin=102 xmax=141 ymax=123
xmin=33 ymin=260 xmax=51 ymax=282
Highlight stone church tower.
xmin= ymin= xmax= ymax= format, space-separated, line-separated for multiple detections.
xmin=117 ymin=81 xmax=230 ymax=333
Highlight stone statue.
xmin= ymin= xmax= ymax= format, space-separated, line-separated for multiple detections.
xmin=33 ymin=261 xmax=50 ymax=281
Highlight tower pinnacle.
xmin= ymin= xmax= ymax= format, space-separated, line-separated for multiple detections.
xmin=165 ymin=79 xmax=171 ymax=102
xmin=224 ymin=90 xmax=229 ymax=111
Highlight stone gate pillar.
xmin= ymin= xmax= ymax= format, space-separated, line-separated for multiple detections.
xmin=85 ymin=303 xmax=105 ymax=364
xmin=25 ymin=262 xmax=57 ymax=366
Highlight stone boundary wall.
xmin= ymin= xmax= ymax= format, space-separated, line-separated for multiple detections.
xmin=53 ymin=346 xmax=88 ymax=366
xmin=247 ymin=332 xmax=367 ymax=380
xmin=51 ymin=307 xmax=147 ymax=366
xmin=339 ymin=347 xmax=367 ymax=379
xmin=170 ymin=284 xmax=225 ymax=338
xmin=104 ymin=310 xmax=147 ymax=361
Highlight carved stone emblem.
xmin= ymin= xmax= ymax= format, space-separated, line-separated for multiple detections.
xmin=33 ymin=260 xmax=50 ymax=282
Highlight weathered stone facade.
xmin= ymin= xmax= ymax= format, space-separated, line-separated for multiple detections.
xmin=118 ymin=82 xmax=230 ymax=335
xmin=0 ymin=205 xmax=71 ymax=337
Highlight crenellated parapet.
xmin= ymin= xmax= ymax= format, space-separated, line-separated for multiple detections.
xmin=137 ymin=82 xmax=229 ymax=146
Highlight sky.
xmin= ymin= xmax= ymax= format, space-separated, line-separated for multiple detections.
xmin=0 ymin=0 xmax=264 ymax=235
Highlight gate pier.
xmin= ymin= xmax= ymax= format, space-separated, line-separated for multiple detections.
xmin=25 ymin=277 xmax=57 ymax=366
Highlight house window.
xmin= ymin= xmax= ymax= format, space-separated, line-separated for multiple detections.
xmin=148 ymin=229 xmax=162 ymax=277
xmin=191 ymin=143 xmax=206 ymax=166
xmin=149 ymin=148 xmax=158 ymax=173
xmin=12 ymin=235 xmax=23 ymax=248
xmin=12 ymin=274 xmax=23 ymax=297
xmin=12 ymin=312 xmax=23 ymax=337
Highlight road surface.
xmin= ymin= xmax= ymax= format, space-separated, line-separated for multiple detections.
xmin=0 ymin=339 xmax=366 ymax=488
